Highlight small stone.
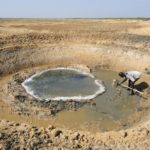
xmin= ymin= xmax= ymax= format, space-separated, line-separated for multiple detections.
xmin=34 ymin=128 xmax=38 ymax=132
xmin=72 ymin=132 xmax=80 ymax=140
xmin=122 ymin=123 xmax=128 ymax=127
xmin=54 ymin=130 xmax=63 ymax=137
xmin=36 ymin=131 xmax=42 ymax=136
xmin=15 ymin=123 xmax=20 ymax=126
xmin=86 ymin=147 xmax=92 ymax=150
xmin=47 ymin=125 xmax=55 ymax=130
xmin=17 ymin=112 xmax=22 ymax=115
xmin=47 ymin=139 xmax=53 ymax=144
xmin=76 ymin=144 xmax=82 ymax=149
xmin=0 ymin=133 xmax=4 ymax=139
xmin=50 ymin=110 xmax=56 ymax=116
xmin=64 ymin=135 xmax=69 ymax=140
xmin=3 ymin=127 xmax=8 ymax=131
xmin=8 ymin=121 xmax=15 ymax=126
xmin=31 ymin=126 xmax=37 ymax=130
xmin=91 ymin=101 xmax=96 ymax=106
xmin=145 ymin=67 xmax=150 ymax=74
xmin=137 ymin=107 xmax=143 ymax=112
xmin=146 ymin=130 xmax=150 ymax=135
xmin=123 ymin=132 xmax=128 ymax=138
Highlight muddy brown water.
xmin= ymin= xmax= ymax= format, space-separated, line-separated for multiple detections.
xmin=0 ymin=69 xmax=140 ymax=132
xmin=49 ymin=70 xmax=140 ymax=132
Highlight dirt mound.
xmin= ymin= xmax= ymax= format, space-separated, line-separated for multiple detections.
xmin=1 ymin=120 xmax=150 ymax=149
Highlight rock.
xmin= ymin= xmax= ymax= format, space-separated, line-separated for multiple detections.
xmin=0 ymin=133 xmax=4 ymax=139
xmin=31 ymin=126 xmax=37 ymax=129
xmin=72 ymin=132 xmax=80 ymax=140
xmin=69 ymin=64 xmax=91 ymax=73
xmin=92 ymin=64 xmax=106 ymax=72
xmin=146 ymin=130 xmax=150 ymax=135
xmin=36 ymin=130 xmax=42 ymax=137
xmin=145 ymin=87 xmax=150 ymax=95
xmin=139 ymin=128 xmax=150 ymax=136
xmin=15 ymin=123 xmax=20 ymax=126
xmin=15 ymin=95 xmax=26 ymax=102
xmin=123 ymin=132 xmax=128 ymax=138
xmin=90 ymin=101 xmax=96 ymax=106
xmin=54 ymin=130 xmax=63 ymax=137
xmin=137 ymin=107 xmax=143 ymax=112
xmin=74 ymin=144 xmax=82 ymax=149
xmin=8 ymin=121 xmax=16 ymax=126
xmin=122 ymin=123 xmax=129 ymax=128
xmin=17 ymin=112 xmax=22 ymax=115
xmin=2 ymin=127 xmax=8 ymax=131
xmin=18 ymin=130 xmax=25 ymax=136
xmin=47 ymin=139 xmax=53 ymax=144
xmin=64 ymin=135 xmax=69 ymax=140
xmin=47 ymin=125 xmax=55 ymax=131
xmin=86 ymin=147 xmax=92 ymax=150
xmin=145 ymin=67 xmax=150 ymax=74
xmin=49 ymin=110 xmax=56 ymax=116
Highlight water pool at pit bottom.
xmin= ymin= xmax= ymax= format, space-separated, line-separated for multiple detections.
xmin=39 ymin=69 xmax=140 ymax=132
xmin=22 ymin=68 xmax=105 ymax=101
xmin=0 ymin=69 xmax=140 ymax=132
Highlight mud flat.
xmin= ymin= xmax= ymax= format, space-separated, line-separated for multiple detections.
xmin=0 ymin=19 xmax=150 ymax=149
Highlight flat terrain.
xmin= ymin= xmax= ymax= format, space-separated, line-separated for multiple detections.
xmin=0 ymin=19 xmax=150 ymax=149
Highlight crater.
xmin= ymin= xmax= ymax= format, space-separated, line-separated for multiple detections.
xmin=1 ymin=19 xmax=150 ymax=149
xmin=5 ymin=67 xmax=142 ymax=132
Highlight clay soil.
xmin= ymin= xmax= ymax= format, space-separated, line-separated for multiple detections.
xmin=0 ymin=19 xmax=150 ymax=149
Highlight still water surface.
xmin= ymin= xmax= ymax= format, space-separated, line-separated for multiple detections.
xmin=22 ymin=68 xmax=105 ymax=101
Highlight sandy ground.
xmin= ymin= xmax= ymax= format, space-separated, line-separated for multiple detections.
xmin=0 ymin=19 xmax=150 ymax=149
